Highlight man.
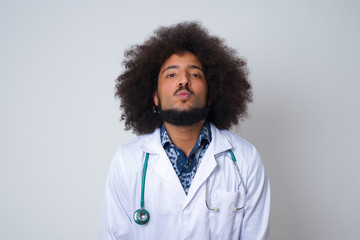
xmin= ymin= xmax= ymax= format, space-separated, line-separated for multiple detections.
xmin=101 ymin=22 xmax=270 ymax=239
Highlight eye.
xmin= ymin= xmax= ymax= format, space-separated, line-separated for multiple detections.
xmin=167 ymin=73 xmax=175 ymax=78
xmin=191 ymin=73 xmax=201 ymax=78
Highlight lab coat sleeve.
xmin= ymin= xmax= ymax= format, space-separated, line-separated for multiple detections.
xmin=241 ymin=147 xmax=270 ymax=240
xmin=100 ymin=151 xmax=133 ymax=240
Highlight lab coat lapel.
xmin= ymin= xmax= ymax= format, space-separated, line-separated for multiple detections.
xmin=184 ymin=145 xmax=216 ymax=205
xmin=140 ymin=129 xmax=185 ymax=197
xmin=184 ymin=124 xmax=232 ymax=207
xmin=152 ymin=152 xmax=185 ymax=196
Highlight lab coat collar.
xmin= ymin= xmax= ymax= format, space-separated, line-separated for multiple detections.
xmin=140 ymin=129 xmax=186 ymax=197
xmin=139 ymin=123 xmax=232 ymax=154
xmin=139 ymin=128 xmax=162 ymax=154
xmin=138 ymin=124 xmax=234 ymax=205
xmin=209 ymin=122 xmax=233 ymax=155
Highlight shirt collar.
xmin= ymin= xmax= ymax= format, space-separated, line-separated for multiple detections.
xmin=160 ymin=121 xmax=212 ymax=148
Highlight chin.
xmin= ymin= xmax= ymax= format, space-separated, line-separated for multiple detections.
xmin=174 ymin=106 xmax=194 ymax=112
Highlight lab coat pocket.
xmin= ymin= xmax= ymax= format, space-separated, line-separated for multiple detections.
xmin=208 ymin=189 xmax=244 ymax=235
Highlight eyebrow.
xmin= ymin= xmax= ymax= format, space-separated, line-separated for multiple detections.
xmin=161 ymin=65 xmax=204 ymax=75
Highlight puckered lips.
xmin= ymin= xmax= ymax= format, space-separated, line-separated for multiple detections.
xmin=175 ymin=90 xmax=192 ymax=100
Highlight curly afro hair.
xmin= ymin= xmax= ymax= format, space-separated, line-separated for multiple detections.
xmin=116 ymin=21 xmax=252 ymax=135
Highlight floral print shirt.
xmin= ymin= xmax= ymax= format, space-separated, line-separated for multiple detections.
xmin=160 ymin=121 xmax=212 ymax=194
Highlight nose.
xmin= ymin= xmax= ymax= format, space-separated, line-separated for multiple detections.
xmin=178 ymin=72 xmax=191 ymax=87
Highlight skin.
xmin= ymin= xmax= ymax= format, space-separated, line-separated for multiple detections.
xmin=154 ymin=51 xmax=209 ymax=157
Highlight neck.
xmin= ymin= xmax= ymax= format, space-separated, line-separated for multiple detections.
xmin=164 ymin=119 xmax=205 ymax=158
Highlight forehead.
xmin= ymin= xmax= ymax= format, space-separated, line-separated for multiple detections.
xmin=160 ymin=51 xmax=203 ymax=69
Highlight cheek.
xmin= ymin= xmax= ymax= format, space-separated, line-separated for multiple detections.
xmin=193 ymin=81 xmax=208 ymax=96
xmin=159 ymin=81 xmax=176 ymax=95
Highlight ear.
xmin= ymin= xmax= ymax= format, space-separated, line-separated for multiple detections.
xmin=153 ymin=92 xmax=159 ymax=107
xmin=207 ymin=97 xmax=211 ymax=106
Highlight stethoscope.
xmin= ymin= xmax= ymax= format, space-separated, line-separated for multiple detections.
xmin=133 ymin=149 xmax=247 ymax=225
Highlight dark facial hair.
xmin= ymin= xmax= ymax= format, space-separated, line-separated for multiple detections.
xmin=158 ymin=102 xmax=209 ymax=126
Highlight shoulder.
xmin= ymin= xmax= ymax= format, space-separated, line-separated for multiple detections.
xmin=116 ymin=129 xmax=160 ymax=154
xmin=224 ymin=130 xmax=258 ymax=163
xmin=211 ymin=123 xmax=256 ymax=155
xmin=222 ymin=129 xmax=254 ymax=150
xmin=210 ymin=124 xmax=262 ymax=171
xmin=111 ymin=129 xmax=161 ymax=171
xmin=211 ymin=125 xmax=268 ymax=194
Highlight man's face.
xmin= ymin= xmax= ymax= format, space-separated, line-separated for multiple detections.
xmin=154 ymin=51 xmax=208 ymax=112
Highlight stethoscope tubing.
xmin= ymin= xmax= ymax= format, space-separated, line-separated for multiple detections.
xmin=205 ymin=149 xmax=247 ymax=211
xmin=133 ymin=153 xmax=150 ymax=225
xmin=134 ymin=149 xmax=246 ymax=225
xmin=140 ymin=152 xmax=149 ymax=209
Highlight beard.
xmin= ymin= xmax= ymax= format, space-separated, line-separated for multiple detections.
xmin=158 ymin=103 xmax=209 ymax=126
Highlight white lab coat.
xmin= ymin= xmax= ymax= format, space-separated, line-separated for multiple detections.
xmin=101 ymin=123 xmax=270 ymax=240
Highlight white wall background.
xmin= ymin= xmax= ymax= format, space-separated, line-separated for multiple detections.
xmin=1 ymin=0 xmax=359 ymax=239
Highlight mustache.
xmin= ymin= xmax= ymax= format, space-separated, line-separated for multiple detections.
xmin=173 ymin=85 xmax=194 ymax=96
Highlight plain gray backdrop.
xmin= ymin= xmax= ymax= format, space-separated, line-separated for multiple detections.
xmin=1 ymin=0 xmax=359 ymax=239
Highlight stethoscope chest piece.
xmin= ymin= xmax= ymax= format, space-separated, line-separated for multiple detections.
xmin=133 ymin=208 xmax=150 ymax=225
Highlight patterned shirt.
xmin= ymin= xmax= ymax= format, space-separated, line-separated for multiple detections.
xmin=160 ymin=121 xmax=212 ymax=194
